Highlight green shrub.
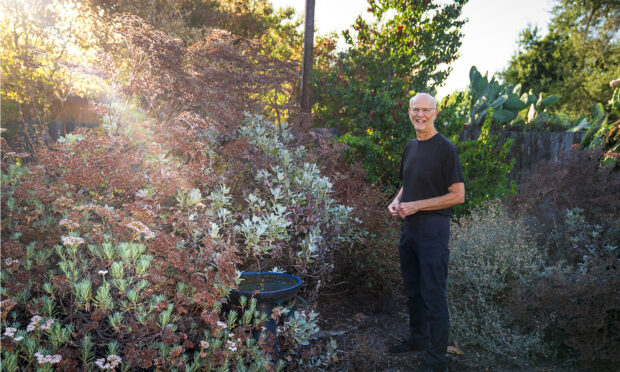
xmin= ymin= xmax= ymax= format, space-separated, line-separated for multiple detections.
xmin=453 ymin=109 xmax=516 ymax=217
xmin=216 ymin=114 xmax=367 ymax=295
xmin=448 ymin=202 xmax=553 ymax=363
xmin=437 ymin=95 xmax=516 ymax=217
xmin=312 ymin=0 xmax=467 ymax=191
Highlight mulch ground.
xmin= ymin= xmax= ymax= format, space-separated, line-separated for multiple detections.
xmin=315 ymin=290 xmax=585 ymax=372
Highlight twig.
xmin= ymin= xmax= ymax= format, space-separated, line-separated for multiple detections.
xmin=319 ymin=289 xmax=350 ymax=296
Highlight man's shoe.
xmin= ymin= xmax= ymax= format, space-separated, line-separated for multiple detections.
xmin=388 ymin=338 xmax=427 ymax=354
xmin=413 ymin=361 xmax=448 ymax=372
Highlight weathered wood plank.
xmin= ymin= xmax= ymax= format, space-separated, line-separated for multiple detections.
xmin=459 ymin=129 xmax=585 ymax=183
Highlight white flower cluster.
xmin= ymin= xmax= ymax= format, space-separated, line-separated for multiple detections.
xmin=125 ymin=221 xmax=156 ymax=240
xmin=59 ymin=219 xmax=80 ymax=230
xmin=95 ymin=355 xmax=122 ymax=370
xmin=34 ymin=352 xmax=62 ymax=365
xmin=3 ymin=327 xmax=17 ymax=337
xmin=3 ymin=327 xmax=23 ymax=341
xmin=226 ymin=340 xmax=237 ymax=352
xmin=61 ymin=236 xmax=85 ymax=247
xmin=216 ymin=321 xmax=227 ymax=329
xmin=200 ymin=340 xmax=210 ymax=348
xmin=26 ymin=316 xmax=54 ymax=332
xmin=4 ymin=258 xmax=20 ymax=266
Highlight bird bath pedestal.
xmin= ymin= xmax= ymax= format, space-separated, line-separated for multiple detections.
xmin=229 ymin=272 xmax=302 ymax=361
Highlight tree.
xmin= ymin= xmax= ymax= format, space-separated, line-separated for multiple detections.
xmin=313 ymin=0 xmax=468 ymax=190
xmin=1 ymin=0 xmax=111 ymax=154
xmin=501 ymin=0 xmax=620 ymax=116
xmin=92 ymin=0 xmax=303 ymax=61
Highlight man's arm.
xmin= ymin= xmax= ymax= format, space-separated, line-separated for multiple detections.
xmin=387 ymin=187 xmax=403 ymax=217
xmin=397 ymin=183 xmax=465 ymax=219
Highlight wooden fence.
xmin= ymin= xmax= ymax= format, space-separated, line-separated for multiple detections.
xmin=460 ymin=128 xmax=585 ymax=183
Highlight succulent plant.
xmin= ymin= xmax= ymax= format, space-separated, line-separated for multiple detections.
xmin=467 ymin=65 xmax=559 ymax=127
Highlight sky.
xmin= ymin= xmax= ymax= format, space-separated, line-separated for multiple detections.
xmin=270 ymin=0 xmax=555 ymax=99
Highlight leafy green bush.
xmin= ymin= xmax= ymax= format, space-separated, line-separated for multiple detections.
xmin=312 ymin=0 xmax=467 ymax=190
xmin=448 ymin=202 xmax=554 ymax=364
xmin=225 ymin=114 xmax=367 ymax=289
xmin=436 ymin=95 xmax=516 ymax=217
xmin=580 ymin=85 xmax=620 ymax=166
xmin=453 ymin=109 xmax=516 ymax=217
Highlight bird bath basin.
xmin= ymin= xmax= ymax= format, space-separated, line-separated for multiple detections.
xmin=230 ymin=272 xmax=302 ymax=303
xmin=229 ymin=272 xmax=302 ymax=361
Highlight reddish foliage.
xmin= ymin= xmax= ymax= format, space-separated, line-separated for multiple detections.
xmin=0 ymin=9 xmax=397 ymax=369
xmin=505 ymin=147 xmax=620 ymax=367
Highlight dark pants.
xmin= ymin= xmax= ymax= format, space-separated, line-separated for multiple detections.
xmin=398 ymin=215 xmax=450 ymax=368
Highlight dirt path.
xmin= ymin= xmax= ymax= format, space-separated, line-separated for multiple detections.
xmin=316 ymin=292 xmax=583 ymax=372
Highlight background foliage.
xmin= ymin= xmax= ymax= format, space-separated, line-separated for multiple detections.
xmin=313 ymin=0 xmax=468 ymax=190
xmin=1 ymin=0 xmax=619 ymax=370
xmin=501 ymin=0 xmax=620 ymax=117
xmin=0 ymin=0 xmax=111 ymax=154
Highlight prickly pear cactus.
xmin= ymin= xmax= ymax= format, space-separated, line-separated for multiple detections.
xmin=467 ymin=65 xmax=559 ymax=127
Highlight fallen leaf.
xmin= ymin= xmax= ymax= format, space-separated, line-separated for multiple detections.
xmin=447 ymin=345 xmax=464 ymax=355
xmin=353 ymin=312 xmax=369 ymax=323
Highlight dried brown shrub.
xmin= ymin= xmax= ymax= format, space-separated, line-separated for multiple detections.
xmin=507 ymin=147 xmax=620 ymax=263
xmin=296 ymin=123 xmax=401 ymax=298
xmin=505 ymin=147 xmax=620 ymax=368
xmin=506 ymin=260 xmax=620 ymax=370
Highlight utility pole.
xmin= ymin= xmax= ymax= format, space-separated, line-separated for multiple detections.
xmin=300 ymin=0 xmax=315 ymax=113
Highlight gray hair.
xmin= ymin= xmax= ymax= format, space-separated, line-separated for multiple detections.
xmin=409 ymin=93 xmax=437 ymax=108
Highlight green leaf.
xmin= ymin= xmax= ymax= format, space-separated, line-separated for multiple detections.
xmin=590 ymin=102 xmax=605 ymax=119
xmin=493 ymin=109 xmax=517 ymax=124
xmin=539 ymin=95 xmax=559 ymax=109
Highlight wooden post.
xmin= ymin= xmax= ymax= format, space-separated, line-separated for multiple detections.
xmin=300 ymin=0 xmax=315 ymax=113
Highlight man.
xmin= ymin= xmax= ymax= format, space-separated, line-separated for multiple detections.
xmin=387 ymin=93 xmax=465 ymax=372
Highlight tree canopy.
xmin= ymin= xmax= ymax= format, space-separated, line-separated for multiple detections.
xmin=501 ymin=0 xmax=620 ymax=116
xmin=313 ymin=0 xmax=468 ymax=188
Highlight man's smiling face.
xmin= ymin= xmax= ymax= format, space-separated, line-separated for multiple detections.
xmin=408 ymin=95 xmax=438 ymax=136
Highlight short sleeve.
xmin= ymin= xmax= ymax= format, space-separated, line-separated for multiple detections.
xmin=443 ymin=143 xmax=464 ymax=186
xmin=398 ymin=143 xmax=409 ymax=181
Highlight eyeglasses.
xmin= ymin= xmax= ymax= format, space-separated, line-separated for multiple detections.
xmin=409 ymin=107 xmax=435 ymax=114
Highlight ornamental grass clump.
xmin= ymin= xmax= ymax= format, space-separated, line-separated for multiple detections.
xmin=448 ymin=202 xmax=553 ymax=364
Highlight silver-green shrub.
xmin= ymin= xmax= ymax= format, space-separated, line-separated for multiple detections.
xmin=226 ymin=114 xmax=364 ymax=279
xmin=448 ymin=201 xmax=553 ymax=361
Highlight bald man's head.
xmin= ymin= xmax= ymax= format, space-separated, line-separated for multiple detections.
xmin=409 ymin=93 xmax=437 ymax=109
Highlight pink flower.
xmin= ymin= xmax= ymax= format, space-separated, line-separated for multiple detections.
xmin=3 ymin=327 xmax=17 ymax=337
xmin=40 ymin=319 xmax=54 ymax=331
xmin=95 ymin=354 xmax=122 ymax=370
xmin=35 ymin=352 xmax=62 ymax=365
xmin=61 ymin=236 xmax=85 ymax=247
xmin=59 ymin=219 xmax=80 ymax=230
xmin=125 ymin=221 xmax=156 ymax=240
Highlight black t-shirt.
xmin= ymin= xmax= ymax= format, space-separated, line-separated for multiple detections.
xmin=398 ymin=132 xmax=464 ymax=217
